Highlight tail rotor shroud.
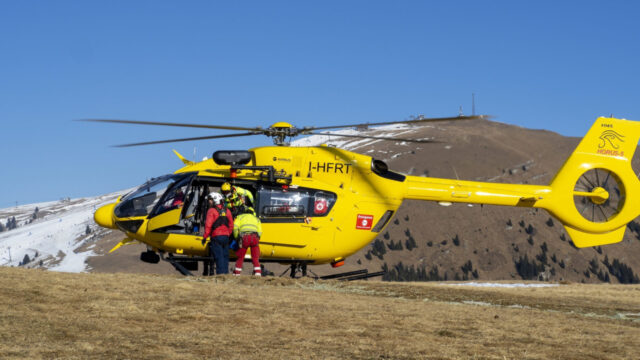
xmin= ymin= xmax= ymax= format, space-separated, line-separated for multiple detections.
xmin=572 ymin=168 xmax=625 ymax=224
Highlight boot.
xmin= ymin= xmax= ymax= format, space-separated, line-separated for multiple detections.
xmin=253 ymin=266 xmax=262 ymax=277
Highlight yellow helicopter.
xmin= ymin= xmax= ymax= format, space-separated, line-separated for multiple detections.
xmin=89 ymin=115 xmax=640 ymax=277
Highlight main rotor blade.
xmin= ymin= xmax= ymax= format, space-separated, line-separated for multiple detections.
xmin=305 ymin=115 xmax=487 ymax=132
xmin=306 ymin=131 xmax=439 ymax=143
xmin=113 ymin=132 xmax=260 ymax=147
xmin=80 ymin=118 xmax=263 ymax=132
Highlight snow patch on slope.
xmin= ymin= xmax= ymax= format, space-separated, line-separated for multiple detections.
xmin=0 ymin=190 xmax=128 ymax=273
xmin=291 ymin=123 xmax=426 ymax=149
xmin=449 ymin=282 xmax=559 ymax=288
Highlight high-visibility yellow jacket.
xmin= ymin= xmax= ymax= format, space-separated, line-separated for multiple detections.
xmin=233 ymin=212 xmax=262 ymax=238
xmin=225 ymin=186 xmax=254 ymax=209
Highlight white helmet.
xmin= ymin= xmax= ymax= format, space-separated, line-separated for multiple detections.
xmin=206 ymin=192 xmax=224 ymax=205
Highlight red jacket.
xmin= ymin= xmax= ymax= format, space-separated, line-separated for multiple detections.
xmin=203 ymin=205 xmax=234 ymax=239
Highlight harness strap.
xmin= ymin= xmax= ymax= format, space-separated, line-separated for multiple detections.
xmin=210 ymin=207 xmax=229 ymax=231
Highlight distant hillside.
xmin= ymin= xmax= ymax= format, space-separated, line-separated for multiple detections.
xmin=1 ymin=118 xmax=640 ymax=282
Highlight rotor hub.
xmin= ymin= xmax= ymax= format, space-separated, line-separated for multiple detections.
xmin=267 ymin=122 xmax=299 ymax=146
xmin=589 ymin=187 xmax=609 ymax=205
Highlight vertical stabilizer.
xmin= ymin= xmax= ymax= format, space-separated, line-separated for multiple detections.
xmin=541 ymin=117 xmax=640 ymax=246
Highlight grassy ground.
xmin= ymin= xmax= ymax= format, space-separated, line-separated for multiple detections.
xmin=0 ymin=267 xmax=639 ymax=359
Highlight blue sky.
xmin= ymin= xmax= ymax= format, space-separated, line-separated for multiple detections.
xmin=1 ymin=1 xmax=639 ymax=207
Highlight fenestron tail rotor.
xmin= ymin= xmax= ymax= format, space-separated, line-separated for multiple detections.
xmin=79 ymin=114 xmax=487 ymax=147
xmin=572 ymin=168 xmax=625 ymax=223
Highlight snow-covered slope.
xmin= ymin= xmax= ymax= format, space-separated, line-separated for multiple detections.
xmin=0 ymin=191 xmax=128 ymax=272
xmin=291 ymin=123 xmax=430 ymax=150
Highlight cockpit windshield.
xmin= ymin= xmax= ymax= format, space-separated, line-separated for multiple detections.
xmin=114 ymin=173 xmax=193 ymax=218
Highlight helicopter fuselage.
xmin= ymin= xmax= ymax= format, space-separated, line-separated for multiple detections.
xmin=94 ymin=117 xmax=640 ymax=267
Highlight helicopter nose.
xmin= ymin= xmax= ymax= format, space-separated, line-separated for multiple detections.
xmin=94 ymin=203 xmax=117 ymax=229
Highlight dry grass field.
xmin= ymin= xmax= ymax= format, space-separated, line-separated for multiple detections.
xmin=1 ymin=267 xmax=639 ymax=359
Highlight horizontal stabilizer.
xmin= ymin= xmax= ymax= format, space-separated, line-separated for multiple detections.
xmin=564 ymin=225 xmax=626 ymax=248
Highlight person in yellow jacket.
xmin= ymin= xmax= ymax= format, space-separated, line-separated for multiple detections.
xmin=221 ymin=182 xmax=254 ymax=216
xmin=232 ymin=205 xmax=262 ymax=276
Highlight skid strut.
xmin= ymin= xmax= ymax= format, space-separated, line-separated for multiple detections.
xmin=279 ymin=262 xmax=316 ymax=278
xmin=279 ymin=263 xmax=385 ymax=281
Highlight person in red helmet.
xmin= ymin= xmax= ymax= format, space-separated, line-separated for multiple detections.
xmin=202 ymin=192 xmax=234 ymax=275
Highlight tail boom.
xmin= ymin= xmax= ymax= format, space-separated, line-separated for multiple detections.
xmin=404 ymin=176 xmax=551 ymax=207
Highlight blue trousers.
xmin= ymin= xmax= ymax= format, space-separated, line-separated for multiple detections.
xmin=210 ymin=235 xmax=230 ymax=274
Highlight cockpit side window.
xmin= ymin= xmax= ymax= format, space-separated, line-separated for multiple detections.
xmin=114 ymin=173 xmax=195 ymax=218
xmin=150 ymin=175 xmax=193 ymax=217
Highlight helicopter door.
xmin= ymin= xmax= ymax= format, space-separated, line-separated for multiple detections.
xmin=147 ymin=174 xmax=194 ymax=232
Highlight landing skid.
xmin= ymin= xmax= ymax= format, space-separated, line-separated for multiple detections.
xmin=319 ymin=269 xmax=385 ymax=281
xmin=159 ymin=254 xmax=385 ymax=280
xmin=279 ymin=262 xmax=385 ymax=281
